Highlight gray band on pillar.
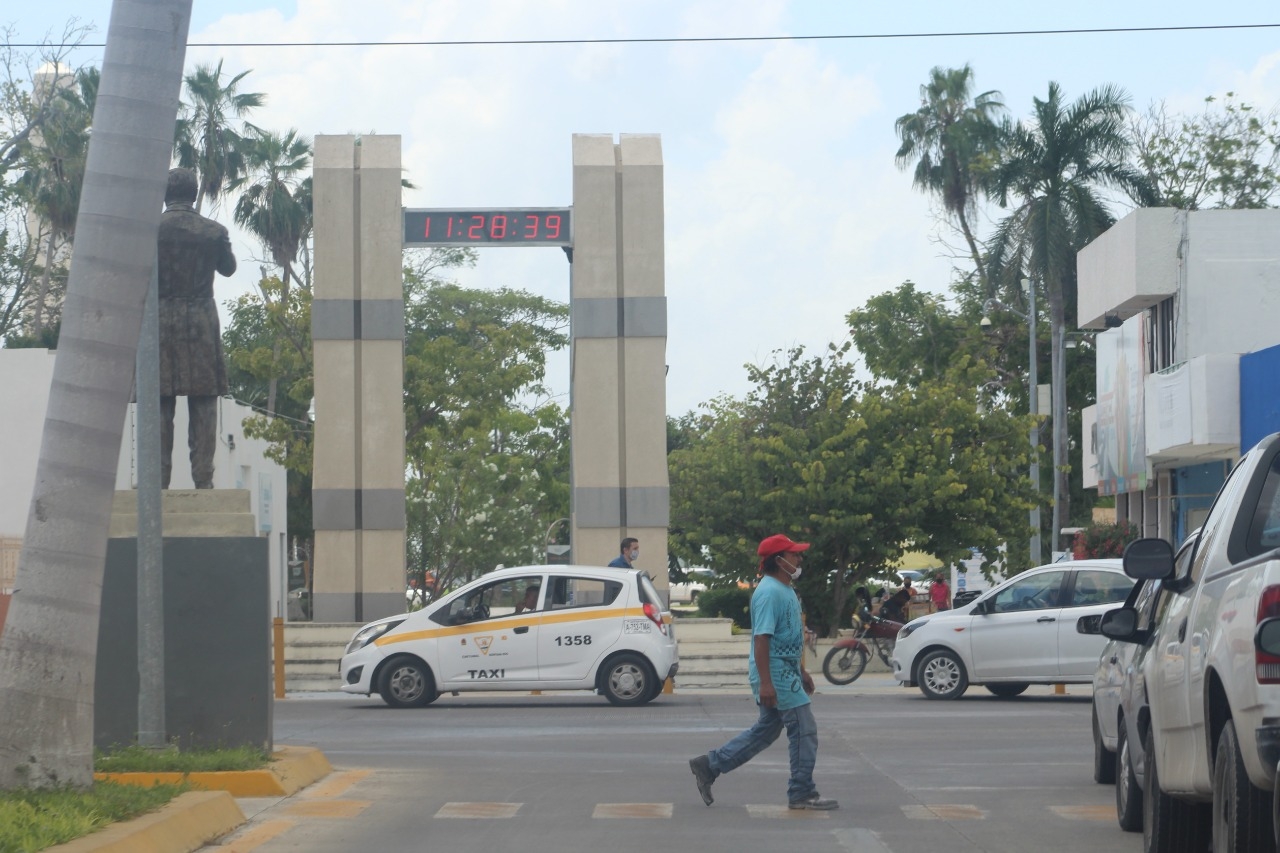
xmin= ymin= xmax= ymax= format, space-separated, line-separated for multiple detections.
xmin=313 ymin=488 xmax=406 ymax=530
xmin=361 ymin=489 xmax=407 ymax=530
xmin=622 ymin=297 xmax=666 ymax=337
xmin=312 ymin=299 xmax=356 ymax=340
xmin=361 ymin=300 xmax=406 ymax=341
xmin=625 ymin=486 xmax=670 ymax=527
xmin=575 ymin=486 xmax=669 ymax=528
xmin=312 ymin=299 xmax=405 ymax=340
xmin=572 ymin=296 xmax=667 ymax=338
xmin=574 ymin=487 xmax=623 ymax=527
xmin=313 ymin=488 xmax=357 ymax=529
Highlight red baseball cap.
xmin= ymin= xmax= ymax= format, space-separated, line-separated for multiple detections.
xmin=757 ymin=534 xmax=811 ymax=558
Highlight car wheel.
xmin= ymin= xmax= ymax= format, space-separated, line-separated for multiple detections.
xmin=916 ymin=649 xmax=968 ymax=700
xmin=377 ymin=656 xmax=438 ymax=708
xmin=1212 ymin=718 xmax=1274 ymax=852
xmin=986 ymin=683 xmax=1029 ymax=699
xmin=1116 ymin=722 xmax=1143 ymax=832
xmin=600 ymin=653 xmax=656 ymax=707
xmin=822 ymin=644 xmax=870 ymax=685
xmin=1093 ymin=703 xmax=1116 ymax=784
xmin=1143 ymin=725 xmax=1210 ymax=853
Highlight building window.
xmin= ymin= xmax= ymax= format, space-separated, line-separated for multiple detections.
xmin=1147 ymin=296 xmax=1177 ymax=373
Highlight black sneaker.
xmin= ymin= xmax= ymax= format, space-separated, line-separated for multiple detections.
xmin=689 ymin=754 xmax=715 ymax=806
xmin=788 ymin=792 xmax=839 ymax=810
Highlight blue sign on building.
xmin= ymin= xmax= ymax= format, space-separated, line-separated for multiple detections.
xmin=1241 ymin=344 xmax=1280 ymax=453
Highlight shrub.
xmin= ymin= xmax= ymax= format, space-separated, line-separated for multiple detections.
xmin=1073 ymin=520 xmax=1141 ymax=559
xmin=696 ymin=587 xmax=753 ymax=629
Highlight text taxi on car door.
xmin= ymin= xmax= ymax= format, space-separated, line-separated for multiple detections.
xmin=340 ymin=565 xmax=679 ymax=708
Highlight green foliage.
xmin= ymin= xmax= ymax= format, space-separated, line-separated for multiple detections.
xmin=696 ymin=587 xmax=753 ymax=629
xmin=402 ymin=251 xmax=570 ymax=591
xmin=1072 ymin=520 xmax=1140 ymax=559
xmin=0 ymin=780 xmax=186 ymax=852
xmin=173 ymin=60 xmax=265 ymax=214
xmin=1132 ymin=93 xmax=1280 ymax=210
xmin=669 ymin=342 xmax=1035 ymax=637
xmin=94 ymin=745 xmax=269 ymax=773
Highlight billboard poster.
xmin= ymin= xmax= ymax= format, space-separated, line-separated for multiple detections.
xmin=1094 ymin=316 xmax=1148 ymax=496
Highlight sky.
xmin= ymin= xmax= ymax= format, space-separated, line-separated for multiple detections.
xmin=8 ymin=1 xmax=1280 ymax=416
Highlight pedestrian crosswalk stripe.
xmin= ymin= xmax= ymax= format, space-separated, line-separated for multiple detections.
xmin=593 ymin=803 xmax=673 ymax=818
xmin=1049 ymin=805 xmax=1113 ymax=821
xmin=745 ymin=805 xmax=832 ymax=819
xmin=436 ymin=802 xmax=523 ymax=819
xmin=901 ymin=804 xmax=986 ymax=820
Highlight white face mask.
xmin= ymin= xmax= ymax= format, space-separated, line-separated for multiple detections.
xmin=629 ymin=549 xmax=639 ymax=561
xmin=782 ymin=556 xmax=802 ymax=581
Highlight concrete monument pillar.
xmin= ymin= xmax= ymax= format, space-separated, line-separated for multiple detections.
xmin=570 ymin=134 xmax=670 ymax=590
xmin=311 ymin=135 xmax=406 ymax=621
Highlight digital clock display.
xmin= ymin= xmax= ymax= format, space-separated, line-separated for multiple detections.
xmin=403 ymin=208 xmax=573 ymax=247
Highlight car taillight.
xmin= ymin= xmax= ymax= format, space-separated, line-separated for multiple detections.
xmin=643 ymin=602 xmax=667 ymax=635
xmin=1257 ymin=586 xmax=1280 ymax=684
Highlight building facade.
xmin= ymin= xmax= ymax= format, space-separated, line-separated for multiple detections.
xmin=1077 ymin=208 xmax=1280 ymax=545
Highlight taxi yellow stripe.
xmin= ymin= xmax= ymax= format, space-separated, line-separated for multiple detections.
xmin=376 ymin=607 xmax=652 ymax=647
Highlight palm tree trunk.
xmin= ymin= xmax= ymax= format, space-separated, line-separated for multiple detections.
xmin=1046 ymin=281 xmax=1070 ymax=557
xmin=31 ymin=232 xmax=57 ymax=339
xmin=0 ymin=0 xmax=192 ymax=790
xmin=955 ymin=207 xmax=987 ymax=291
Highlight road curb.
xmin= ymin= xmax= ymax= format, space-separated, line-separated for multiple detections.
xmin=47 ymin=790 xmax=245 ymax=853
xmin=95 ymin=745 xmax=333 ymax=796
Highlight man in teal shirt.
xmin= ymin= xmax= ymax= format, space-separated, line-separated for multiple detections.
xmin=688 ymin=534 xmax=838 ymax=810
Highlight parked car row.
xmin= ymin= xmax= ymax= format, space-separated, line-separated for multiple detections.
xmin=1086 ymin=431 xmax=1280 ymax=852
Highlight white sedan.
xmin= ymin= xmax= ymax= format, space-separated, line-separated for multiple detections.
xmin=891 ymin=559 xmax=1132 ymax=699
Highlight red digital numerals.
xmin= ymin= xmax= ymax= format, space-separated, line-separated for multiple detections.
xmin=421 ymin=212 xmax=566 ymax=243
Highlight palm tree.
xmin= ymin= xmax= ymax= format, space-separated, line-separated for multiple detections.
xmin=173 ymin=61 xmax=264 ymax=213
xmin=18 ymin=67 xmax=97 ymax=340
xmin=0 ymin=0 xmax=193 ymax=789
xmin=985 ymin=82 xmax=1157 ymax=553
xmin=232 ymin=127 xmax=313 ymax=414
xmin=895 ymin=65 xmax=1004 ymax=289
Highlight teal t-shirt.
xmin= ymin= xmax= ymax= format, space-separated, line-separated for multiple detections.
xmin=748 ymin=574 xmax=810 ymax=710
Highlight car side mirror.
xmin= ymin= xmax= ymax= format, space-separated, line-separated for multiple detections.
xmin=1256 ymin=618 xmax=1280 ymax=656
xmin=1122 ymin=538 xmax=1175 ymax=581
xmin=1100 ymin=606 xmax=1145 ymax=643
xmin=1076 ymin=614 xmax=1102 ymax=635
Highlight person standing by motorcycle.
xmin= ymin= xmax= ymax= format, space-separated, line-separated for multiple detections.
xmin=929 ymin=572 xmax=951 ymax=611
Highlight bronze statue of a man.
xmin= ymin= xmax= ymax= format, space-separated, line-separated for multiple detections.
xmin=156 ymin=168 xmax=237 ymax=489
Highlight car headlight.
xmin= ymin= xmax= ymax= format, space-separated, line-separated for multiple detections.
xmin=898 ymin=619 xmax=929 ymax=640
xmin=346 ymin=619 xmax=405 ymax=654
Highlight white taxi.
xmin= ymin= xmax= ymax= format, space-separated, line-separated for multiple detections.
xmin=340 ymin=565 xmax=679 ymax=708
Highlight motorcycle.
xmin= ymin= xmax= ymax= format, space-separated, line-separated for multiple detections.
xmin=821 ymin=607 xmax=904 ymax=685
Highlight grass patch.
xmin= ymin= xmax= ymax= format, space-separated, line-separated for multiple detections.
xmin=95 ymin=744 xmax=271 ymax=774
xmin=0 ymin=779 xmax=186 ymax=853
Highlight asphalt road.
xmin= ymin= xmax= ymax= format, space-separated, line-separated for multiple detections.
xmin=206 ymin=676 xmax=1142 ymax=853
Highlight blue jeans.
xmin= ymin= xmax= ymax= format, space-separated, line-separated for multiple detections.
xmin=707 ymin=702 xmax=818 ymax=803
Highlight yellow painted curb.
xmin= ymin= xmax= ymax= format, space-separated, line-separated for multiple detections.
xmin=47 ymin=790 xmax=244 ymax=853
xmin=95 ymin=746 xmax=333 ymax=797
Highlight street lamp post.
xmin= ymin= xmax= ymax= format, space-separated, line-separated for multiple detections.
xmin=983 ymin=278 xmax=1041 ymax=565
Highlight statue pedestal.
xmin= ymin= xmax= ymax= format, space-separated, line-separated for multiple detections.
xmin=96 ymin=489 xmax=270 ymax=751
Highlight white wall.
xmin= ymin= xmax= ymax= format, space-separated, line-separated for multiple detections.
xmin=1182 ymin=210 xmax=1280 ymax=361
xmin=0 ymin=349 xmax=290 ymax=618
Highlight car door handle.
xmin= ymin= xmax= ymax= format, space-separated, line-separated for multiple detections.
xmin=1036 ymin=616 xmax=1056 ymax=623
xmin=1109 ymin=656 xmax=1119 ymax=664
xmin=1177 ymin=620 xmax=1187 ymax=643
xmin=513 ymin=626 xmax=529 ymax=634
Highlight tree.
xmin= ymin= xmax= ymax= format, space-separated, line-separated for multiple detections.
xmin=15 ymin=65 xmax=96 ymax=340
xmin=669 ymin=344 xmax=1035 ymax=636
xmin=231 ymin=126 xmax=312 ymax=414
xmin=985 ymin=82 xmax=1156 ymax=552
xmin=1131 ymin=92 xmax=1280 ymax=210
xmin=0 ymin=0 xmax=192 ymax=789
xmin=402 ymin=252 xmax=570 ymax=593
xmin=173 ymin=60 xmax=264 ymax=214
xmin=894 ymin=65 xmax=1004 ymax=289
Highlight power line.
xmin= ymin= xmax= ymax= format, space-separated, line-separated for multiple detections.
xmin=12 ymin=21 xmax=1280 ymax=50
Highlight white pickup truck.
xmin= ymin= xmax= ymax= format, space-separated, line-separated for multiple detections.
xmin=1102 ymin=431 xmax=1280 ymax=853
